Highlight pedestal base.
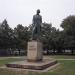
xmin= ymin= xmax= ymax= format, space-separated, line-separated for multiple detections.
xmin=6 ymin=59 xmax=57 ymax=70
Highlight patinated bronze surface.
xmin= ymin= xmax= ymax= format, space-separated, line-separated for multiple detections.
xmin=32 ymin=9 xmax=42 ymax=40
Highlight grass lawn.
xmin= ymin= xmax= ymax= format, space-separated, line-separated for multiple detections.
xmin=0 ymin=55 xmax=75 ymax=75
xmin=0 ymin=58 xmax=24 ymax=66
xmin=48 ymin=55 xmax=75 ymax=59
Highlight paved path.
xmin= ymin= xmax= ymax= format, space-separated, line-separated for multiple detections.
xmin=56 ymin=59 xmax=75 ymax=60
xmin=0 ymin=56 xmax=25 ymax=60
xmin=0 ymin=56 xmax=75 ymax=60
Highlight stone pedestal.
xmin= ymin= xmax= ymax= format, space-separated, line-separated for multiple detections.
xmin=27 ymin=41 xmax=43 ymax=62
xmin=6 ymin=41 xmax=58 ymax=71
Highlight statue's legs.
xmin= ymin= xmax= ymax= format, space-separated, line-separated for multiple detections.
xmin=32 ymin=25 xmax=41 ymax=40
xmin=32 ymin=27 xmax=37 ymax=40
xmin=37 ymin=25 xmax=41 ymax=40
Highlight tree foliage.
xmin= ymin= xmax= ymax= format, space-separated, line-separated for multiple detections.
xmin=0 ymin=15 xmax=75 ymax=55
xmin=61 ymin=15 xmax=75 ymax=54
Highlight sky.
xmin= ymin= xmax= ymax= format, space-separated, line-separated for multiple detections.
xmin=0 ymin=0 xmax=75 ymax=30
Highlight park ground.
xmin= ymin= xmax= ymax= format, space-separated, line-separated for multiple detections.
xmin=0 ymin=55 xmax=75 ymax=75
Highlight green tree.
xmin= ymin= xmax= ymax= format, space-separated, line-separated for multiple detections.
xmin=61 ymin=15 xmax=75 ymax=55
xmin=14 ymin=24 xmax=29 ymax=55
xmin=0 ymin=19 xmax=14 ymax=55
xmin=0 ymin=19 xmax=13 ymax=48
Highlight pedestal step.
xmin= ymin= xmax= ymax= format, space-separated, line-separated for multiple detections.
xmin=6 ymin=59 xmax=57 ymax=70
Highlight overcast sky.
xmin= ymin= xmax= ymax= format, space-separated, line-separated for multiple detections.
xmin=0 ymin=0 xmax=75 ymax=29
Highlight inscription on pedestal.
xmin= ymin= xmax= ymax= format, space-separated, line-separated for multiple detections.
xmin=28 ymin=45 xmax=36 ymax=51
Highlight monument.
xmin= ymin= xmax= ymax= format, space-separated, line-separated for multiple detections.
xmin=6 ymin=9 xmax=58 ymax=71
xmin=27 ymin=9 xmax=43 ymax=62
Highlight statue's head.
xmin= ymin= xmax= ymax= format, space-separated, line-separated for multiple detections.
xmin=37 ymin=9 xmax=40 ymax=14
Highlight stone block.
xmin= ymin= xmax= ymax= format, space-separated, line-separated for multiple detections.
xmin=27 ymin=41 xmax=43 ymax=62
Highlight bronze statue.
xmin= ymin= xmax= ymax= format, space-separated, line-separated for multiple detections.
xmin=32 ymin=9 xmax=42 ymax=40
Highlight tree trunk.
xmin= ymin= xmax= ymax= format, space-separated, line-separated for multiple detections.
xmin=18 ymin=49 xmax=21 ymax=56
xmin=53 ymin=49 xmax=56 ymax=54
xmin=71 ymin=49 xmax=74 ymax=55
xmin=47 ymin=49 xmax=49 ymax=55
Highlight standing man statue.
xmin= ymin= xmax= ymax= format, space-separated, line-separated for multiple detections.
xmin=32 ymin=9 xmax=42 ymax=40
